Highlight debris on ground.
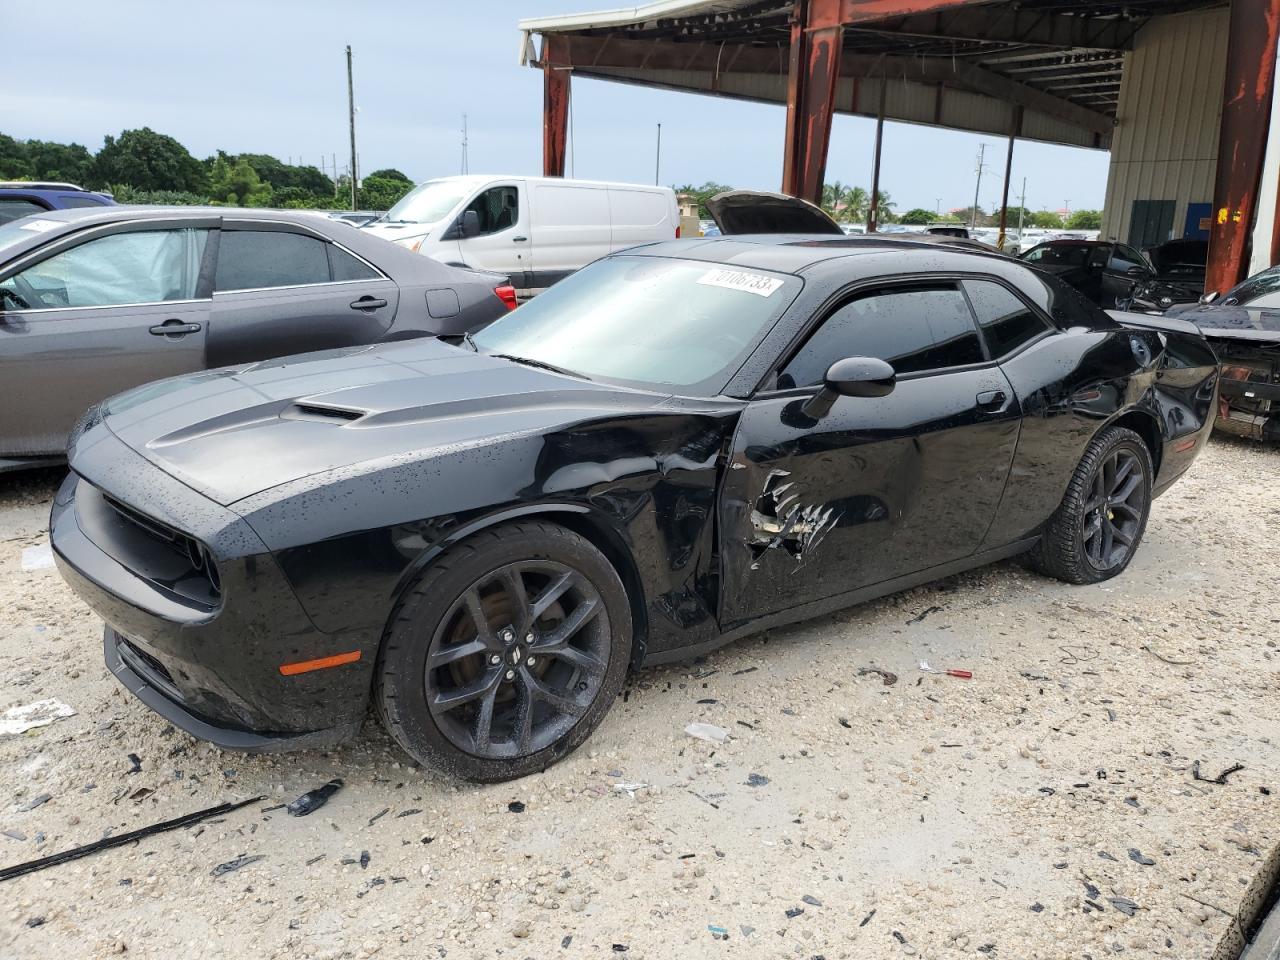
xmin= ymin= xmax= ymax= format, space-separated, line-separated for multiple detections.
xmin=287 ymin=778 xmax=343 ymax=817
xmin=684 ymin=722 xmax=729 ymax=743
xmin=1128 ymin=848 xmax=1155 ymax=865
xmin=857 ymin=666 xmax=898 ymax=686
xmin=211 ymin=853 xmax=264 ymax=877
xmin=1 ymin=698 xmax=76 ymax=737
xmin=708 ymin=924 xmax=729 ymax=939
xmin=1192 ymin=761 xmax=1244 ymax=785
xmin=0 ymin=796 xmax=262 ymax=882
xmin=20 ymin=542 xmax=55 ymax=571
xmin=612 ymin=782 xmax=648 ymax=797
xmin=745 ymin=773 xmax=770 ymax=787
xmin=906 ymin=605 xmax=943 ymax=624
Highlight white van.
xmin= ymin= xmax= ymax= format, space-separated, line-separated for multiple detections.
xmin=363 ymin=175 xmax=679 ymax=297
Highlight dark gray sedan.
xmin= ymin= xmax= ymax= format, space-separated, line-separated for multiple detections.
xmin=0 ymin=206 xmax=515 ymax=470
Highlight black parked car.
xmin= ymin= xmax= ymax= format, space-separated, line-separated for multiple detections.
xmin=1020 ymin=239 xmax=1153 ymax=308
xmin=1127 ymin=238 xmax=1208 ymax=313
xmin=0 ymin=206 xmax=515 ymax=470
xmin=52 ymin=236 xmax=1218 ymax=781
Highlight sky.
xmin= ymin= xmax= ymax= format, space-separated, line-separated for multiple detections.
xmin=1 ymin=0 xmax=1111 ymax=214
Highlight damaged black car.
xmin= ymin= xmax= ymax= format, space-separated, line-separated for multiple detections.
xmin=52 ymin=235 xmax=1219 ymax=781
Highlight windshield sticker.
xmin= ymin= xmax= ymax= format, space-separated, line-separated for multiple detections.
xmin=697 ymin=268 xmax=784 ymax=298
xmin=18 ymin=219 xmax=60 ymax=234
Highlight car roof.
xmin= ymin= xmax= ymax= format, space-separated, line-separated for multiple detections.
xmin=624 ymin=233 xmax=1013 ymax=274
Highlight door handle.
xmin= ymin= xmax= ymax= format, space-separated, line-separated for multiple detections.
xmin=976 ymin=390 xmax=1011 ymax=413
xmin=512 ymin=236 xmax=528 ymax=243
xmin=149 ymin=320 xmax=202 ymax=337
xmin=350 ymin=296 xmax=388 ymax=311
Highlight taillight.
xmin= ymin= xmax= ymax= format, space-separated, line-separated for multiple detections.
xmin=675 ymin=225 xmax=681 ymax=238
xmin=494 ymin=285 xmax=518 ymax=311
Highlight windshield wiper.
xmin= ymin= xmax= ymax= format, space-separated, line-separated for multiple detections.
xmin=461 ymin=331 xmax=479 ymax=352
xmin=492 ymin=353 xmax=590 ymax=381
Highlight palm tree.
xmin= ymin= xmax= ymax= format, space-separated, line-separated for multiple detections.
xmin=821 ymin=180 xmax=846 ymax=219
xmin=844 ymin=185 xmax=870 ymax=223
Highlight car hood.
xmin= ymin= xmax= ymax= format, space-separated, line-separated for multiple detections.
xmin=99 ymin=338 xmax=668 ymax=506
xmin=705 ymin=190 xmax=843 ymax=235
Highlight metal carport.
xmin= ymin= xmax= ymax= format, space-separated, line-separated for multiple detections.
xmin=517 ymin=0 xmax=1280 ymax=294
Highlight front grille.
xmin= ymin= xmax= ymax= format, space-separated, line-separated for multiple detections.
xmin=77 ymin=482 xmax=223 ymax=608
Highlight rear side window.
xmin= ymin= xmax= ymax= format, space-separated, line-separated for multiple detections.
xmin=55 ymin=195 xmax=109 ymax=209
xmin=328 ymin=244 xmax=379 ymax=281
xmin=215 ymin=230 xmax=329 ymax=291
xmin=0 ymin=199 xmax=48 ymax=224
xmin=780 ymin=283 xmax=983 ymax=387
xmin=963 ymin=279 xmax=1052 ymax=358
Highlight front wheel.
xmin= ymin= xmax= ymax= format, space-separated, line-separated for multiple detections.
xmin=375 ymin=520 xmax=631 ymax=782
xmin=1027 ymin=425 xmax=1153 ymax=584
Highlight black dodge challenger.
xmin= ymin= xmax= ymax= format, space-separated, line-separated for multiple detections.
xmin=52 ymin=235 xmax=1219 ymax=781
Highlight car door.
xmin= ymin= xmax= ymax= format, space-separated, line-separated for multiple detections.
xmin=718 ymin=279 xmax=1020 ymax=627
xmin=450 ymin=182 xmax=531 ymax=292
xmin=1104 ymin=243 xmax=1149 ymax=306
xmin=207 ymin=221 xmax=399 ymax=367
xmin=0 ymin=221 xmax=212 ymax=458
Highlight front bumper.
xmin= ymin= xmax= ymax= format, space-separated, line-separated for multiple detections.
xmin=51 ymin=429 xmax=372 ymax=750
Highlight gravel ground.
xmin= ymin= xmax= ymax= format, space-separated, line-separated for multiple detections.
xmin=1 ymin=437 xmax=1277 ymax=960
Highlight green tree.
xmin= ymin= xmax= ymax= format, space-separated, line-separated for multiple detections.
xmin=1066 ymin=208 xmax=1102 ymax=230
xmin=26 ymin=140 xmax=95 ymax=184
xmin=366 ymin=167 xmax=412 ymax=184
xmin=899 ymin=208 xmax=936 ymax=226
xmin=93 ymin=128 xmax=207 ymax=193
xmin=108 ymin=185 xmax=207 ymax=205
xmin=207 ymin=155 xmax=273 ymax=206
xmin=359 ymin=175 xmax=413 ymax=211
xmin=672 ymin=181 xmax=733 ymax=218
xmin=952 ymin=206 xmax=989 ymax=227
xmin=232 ymin=153 xmax=332 ymax=195
xmin=1028 ymin=209 xmax=1065 ymax=228
xmin=0 ymin=134 xmax=33 ymax=179
xmin=870 ymin=189 xmax=895 ymax=222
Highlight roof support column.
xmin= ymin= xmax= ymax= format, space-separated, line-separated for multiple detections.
xmin=997 ymin=107 xmax=1022 ymax=250
xmin=542 ymin=36 xmax=570 ymax=178
xmin=781 ymin=0 xmax=845 ymax=204
xmin=1206 ymin=0 xmax=1280 ymax=294
xmin=868 ymin=80 xmax=886 ymax=232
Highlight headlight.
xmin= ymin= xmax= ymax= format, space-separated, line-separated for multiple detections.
xmin=394 ymin=236 xmax=425 ymax=253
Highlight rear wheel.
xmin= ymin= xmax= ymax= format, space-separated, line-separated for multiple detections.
xmin=1027 ymin=425 xmax=1153 ymax=584
xmin=375 ymin=520 xmax=631 ymax=782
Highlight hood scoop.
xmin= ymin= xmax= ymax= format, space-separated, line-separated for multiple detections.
xmin=284 ymin=402 xmax=366 ymax=423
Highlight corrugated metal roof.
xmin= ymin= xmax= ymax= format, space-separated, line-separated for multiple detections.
xmin=520 ymin=0 xmax=1227 ymax=147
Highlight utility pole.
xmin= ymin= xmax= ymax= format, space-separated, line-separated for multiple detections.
xmin=346 ymin=45 xmax=358 ymax=211
xmin=654 ymin=123 xmax=662 ymax=186
xmin=1018 ymin=177 xmax=1026 ymax=236
xmin=971 ymin=143 xmax=986 ymax=230
xmin=935 ymin=198 xmax=942 ymax=216
xmin=460 ymin=114 xmax=469 ymax=175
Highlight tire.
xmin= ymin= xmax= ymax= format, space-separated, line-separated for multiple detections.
xmin=375 ymin=520 xmax=632 ymax=782
xmin=1027 ymin=425 xmax=1153 ymax=585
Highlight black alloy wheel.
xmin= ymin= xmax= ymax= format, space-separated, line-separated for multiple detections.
xmin=425 ymin=560 xmax=610 ymax=759
xmin=376 ymin=520 xmax=631 ymax=782
xmin=1027 ymin=424 xmax=1154 ymax=585
xmin=1081 ymin=447 xmax=1146 ymax=572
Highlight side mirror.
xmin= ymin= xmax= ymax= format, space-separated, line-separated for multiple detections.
xmin=442 ymin=209 xmax=482 ymax=241
xmin=801 ymin=357 xmax=896 ymax=420
xmin=1199 ymin=290 xmax=1220 ymax=305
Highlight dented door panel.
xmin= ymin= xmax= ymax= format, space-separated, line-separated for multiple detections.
xmin=718 ymin=367 xmax=1020 ymax=628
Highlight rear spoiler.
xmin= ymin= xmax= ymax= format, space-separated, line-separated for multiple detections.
xmin=1105 ymin=309 xmax=1203 ymax=337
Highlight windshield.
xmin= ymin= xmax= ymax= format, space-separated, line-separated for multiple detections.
xmin=472 ymin=255 xmax=801 ymax=395
xmin=1226 ymin=265 xmax=1280 ymax=304
xmin=382 ymin=180 xmax=472 ymax=224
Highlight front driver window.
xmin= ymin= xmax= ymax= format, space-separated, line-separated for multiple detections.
xmin=0 ymin=228 xmax=207 ymax=310
xmin=779 ymin=283 xmax=984 ymax=388
xmin=462 ymin=186 xmax=519 ymax=236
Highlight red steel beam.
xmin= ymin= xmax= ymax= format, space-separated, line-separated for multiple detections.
xmin=542 ymin=36 xmax=571 ymax=177
xmin=1205 ymin=0 xmax=1280 ymax=294
xmin=782 ymin=0 xmax=846 ymax=203
xmin=838 ymin=0 xmax=990 ymax=21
